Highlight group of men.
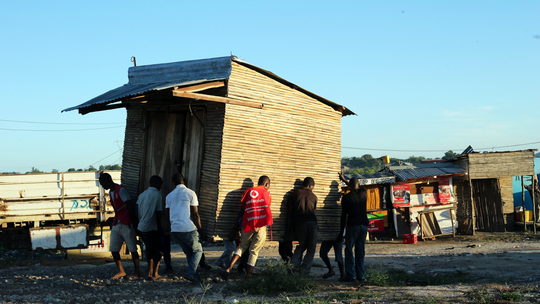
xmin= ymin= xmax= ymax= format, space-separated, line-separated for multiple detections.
xmin=283 ymin=175 xmax=369 ymax=282
xmin=99 ymin=172 xmax=206 ymax=282
xmin=100 ymin=172 xmax=369 ymax=283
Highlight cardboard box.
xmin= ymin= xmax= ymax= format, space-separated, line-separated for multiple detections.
xmin=403 ymin=234 xmax=417 ymax=244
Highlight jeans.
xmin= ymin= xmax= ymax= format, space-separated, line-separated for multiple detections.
xmin=344 ymin=224 xmax=368 ymax=280
xmin=319 ymin=240 xmax=343 ymax=264
xmin=215 ymin=240 xmax=237 ymax=268
xmin=291 ymin=220 xmax=318 ymax=274
xmin=171 ymin=230 xmax=203 ymax=279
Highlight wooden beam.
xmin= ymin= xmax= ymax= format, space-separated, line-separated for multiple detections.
xmin=79 ymin=103 xmax=127 ymax=115
xmin=172 ymin=90 xmax=264 ymax=109
xmin=174 ymin=81 xmax=225 ymax=93
xmin=124 ymin=95 xmax=148 ymax=103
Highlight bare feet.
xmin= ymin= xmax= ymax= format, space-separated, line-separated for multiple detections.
xmin=153 ymin=275 xmax=167 ymax=281
xmin=111 ymin=272 xmax=127 ymax=279
xmin=129 ymin=272 xmax=141 ymax=280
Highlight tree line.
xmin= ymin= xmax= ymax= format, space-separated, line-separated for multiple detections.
xmin=1 ymin=164 xmax=122 ymax=175
xmin=342 ymin=150 xmax=460 ymax=175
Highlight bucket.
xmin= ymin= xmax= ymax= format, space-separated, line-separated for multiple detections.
xmin=516 ymin=210 xmax=533 ymax=222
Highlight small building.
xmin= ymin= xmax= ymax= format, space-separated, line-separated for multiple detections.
xmin=386 ymin=163 xmax=466 ymax=239
xmin=452 ymin=149 xmax=537 ymax=233
xmin=63 ymin=56 xmax=355 ymax=241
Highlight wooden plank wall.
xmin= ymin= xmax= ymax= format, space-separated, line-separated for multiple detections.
xmin=453 ymin=178 xmax=473 ymax=234
xmin=468 ymin=151 xmax=535 ymax=179
xmin=499 ymin=176 xmax=514 ymax=230
xmin=197 ymin=104 xmax=226 ymax=238
xmin=121 ymin=108 xmax=145 ymax=199
xmin=212 ymin=62 xmax=343 ymax=241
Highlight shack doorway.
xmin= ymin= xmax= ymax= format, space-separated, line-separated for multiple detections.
xmin=139 ymin=109 xmax=205 ymax=196
xmin=472 ymin=179 xmax=505 ymax=232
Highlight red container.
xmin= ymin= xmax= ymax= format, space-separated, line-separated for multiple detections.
xmin=403 ymin=234 xmax=417 ymax=244
xmin=368 ymin=219 xmax=384 ymax=232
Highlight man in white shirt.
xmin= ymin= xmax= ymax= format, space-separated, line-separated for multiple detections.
xmin=136 ymin=175 xmax=164 ymax=280
xmin=166 ymin=173 xmax=206 ymax=283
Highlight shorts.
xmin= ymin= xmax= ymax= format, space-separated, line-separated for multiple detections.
xmin=110 ymin=223 xmax=138 ymax=253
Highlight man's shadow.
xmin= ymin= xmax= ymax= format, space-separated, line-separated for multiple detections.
xmin=215 ymin=178 xmax=254 ymax=271
xmin=217 ymin=178 xmax=254 ymax=239
xmin=319 ymin=180 xmax=342 ymax=241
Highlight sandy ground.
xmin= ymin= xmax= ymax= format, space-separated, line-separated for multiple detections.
xmin=2 ymin=232 xmax=540 ymax=303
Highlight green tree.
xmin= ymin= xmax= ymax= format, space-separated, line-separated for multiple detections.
xmin=99 ymin=164 xmax=122 ymax=170
xmin=406 ymin=156 xmax=426 ymax=164
xmin=67 ymin=168 xmax=76 ymax=172
xmin=86 ymin=165 xmax=97 ymax=171
xmin=362 ymin=154 xmax=373 ymax=160
xmin=51 ymin=169 xmax=59 ymax=173
xmin=442 ymin=150 xmax=460 ymax=160
xmin=26 ymin=167 xmax=43 ymax=174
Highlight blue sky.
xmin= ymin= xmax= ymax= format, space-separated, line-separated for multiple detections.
xmin=1 ymin=1 xmax=539 ymax=173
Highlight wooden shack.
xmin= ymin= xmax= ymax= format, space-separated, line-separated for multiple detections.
xmin=63 ymin=56 xmax=355 ymax=241
xmin=384 ymin=163 xmax=466 ymax=239
xmin=451 ymin=150 xmax=537 ymax=233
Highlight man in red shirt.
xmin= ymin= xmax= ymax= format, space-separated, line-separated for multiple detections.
xmin=224 ymin=175 xmax=272 ymax=279
xmin=99 ymin=173 xmax=141 ymax=280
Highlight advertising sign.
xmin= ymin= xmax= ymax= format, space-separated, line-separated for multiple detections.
xmin=392 ymin=184 xmax=411 ymax=207
xmin=367 ymin=213 xmax=384 ymax=232
xmin=438 ymin=178 xmax=453 ymax=204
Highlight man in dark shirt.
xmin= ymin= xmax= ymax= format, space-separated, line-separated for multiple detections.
xmin=288 ymin=177 xmax=318 ymax=274
xmin=339 ymin=177 xmax=369 ymax=282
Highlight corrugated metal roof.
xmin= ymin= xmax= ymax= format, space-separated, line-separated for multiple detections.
xmin=62 ymin=56 xmax=233 ymax=112
xmin=62 ymin=56 xmax=355 ymax=116
xmin=390 ymin=166 xmax=465 ymax=181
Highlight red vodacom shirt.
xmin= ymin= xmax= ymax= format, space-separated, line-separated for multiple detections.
xmin=241 ymin=185 xmax=273 ymax=233
xmin=112 ymin=184 xmax=132 ymax=226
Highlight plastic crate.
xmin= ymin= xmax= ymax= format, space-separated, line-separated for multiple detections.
xmin=403 ymin=234 xmax=417 ymax=244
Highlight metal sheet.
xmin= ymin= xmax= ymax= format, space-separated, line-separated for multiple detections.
xmin=62 ymin=56 xmax=234 ymax=112
xmin=391 ymin=167 xmax=465 ymax=181
xmin=30 ymin=225 xmax=88 ymax=250
xmin=345 ymin=172 xmax=395 ymax=185
xmin=0 ymin=171 xmax=119 ymax=224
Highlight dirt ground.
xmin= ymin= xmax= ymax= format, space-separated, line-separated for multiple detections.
xmin=2 ymin=231 xmax=540 ymax=303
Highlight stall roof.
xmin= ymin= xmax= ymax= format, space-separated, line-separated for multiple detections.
xmin=344 ymin=171 xmax=396 ymax=186
xmin=387 ymin=163 xmax=465 ymax=181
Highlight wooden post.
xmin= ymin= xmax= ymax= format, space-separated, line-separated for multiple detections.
xmin=533 ymin=175 xmax=537 ymax=234
xmin=469 ymin=178 xmax=475 ymax=236
xmin=61 ymin=172 xmax=65 ymax=220
xmin=522 ymin=176 xmax=526 ymax=231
